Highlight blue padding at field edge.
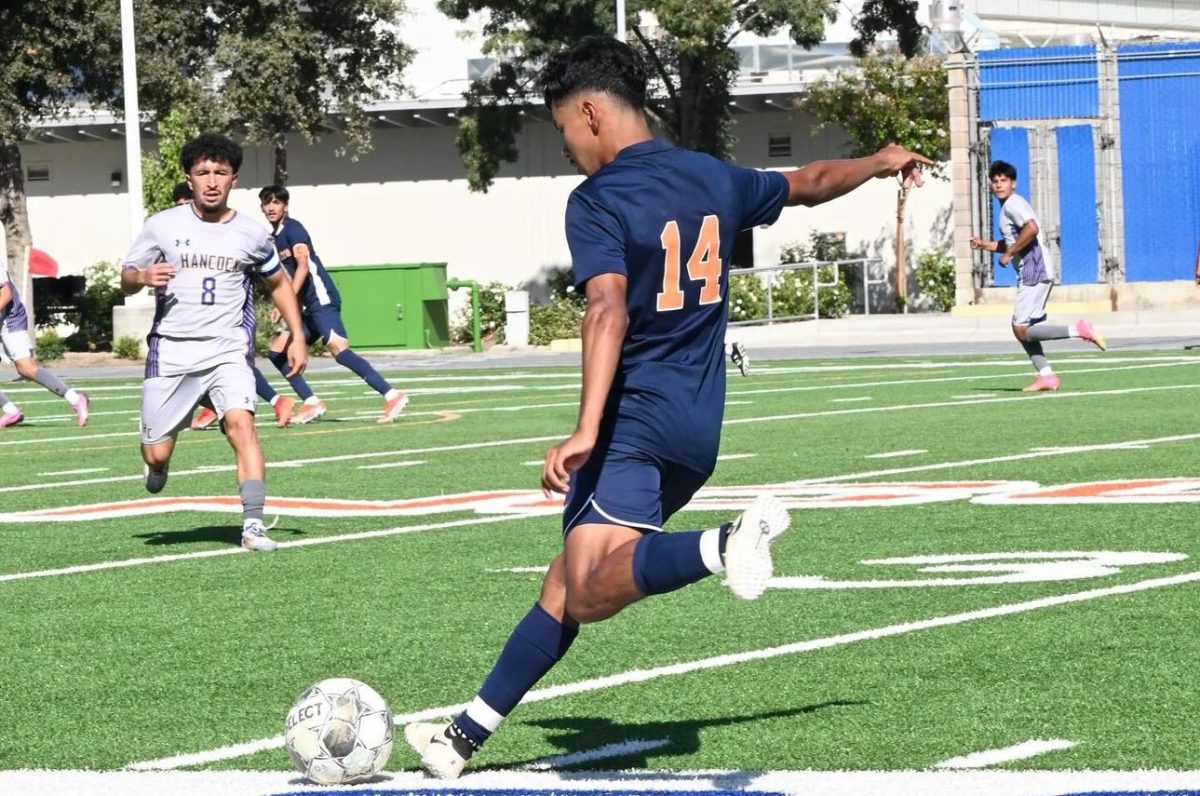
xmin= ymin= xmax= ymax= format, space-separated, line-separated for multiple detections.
xmin=1055 ymin=790 xmax=1200 ymax=796
xmin=271 ymin=789 xmax=785 ymax=796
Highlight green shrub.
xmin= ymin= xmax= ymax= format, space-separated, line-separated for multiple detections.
xmin=113 ymin=335 xmax=142 ymax=360
xmin=36 ymin=329 xmax=66 ymax=361
xmin=728 ymin=269 xmax=767 ymax=322
xmin=767 ymin=232 xmax=854 ymax=320
xmin=529 ymin=295 xmax=584 ymax=345
xmin=915 ymin=249 xmax=956 ymax=312
xmin=64 ymin=260 xmax=125 ymax=352
xmin=451 ymin=281 xmax=510 ymax=345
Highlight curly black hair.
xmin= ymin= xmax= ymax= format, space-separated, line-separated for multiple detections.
xmin=540 ymin=36 xmax=647 ymax=111
xmin=179 ymin=133 xmax=243 ymax=174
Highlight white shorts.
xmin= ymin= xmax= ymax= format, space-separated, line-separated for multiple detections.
xmin=1012 ymin=281 xmax=1053 ymax=326
xmin=0 ymin=327 xmax=33 ymax=362
xmin=141 ymin=362 xmax=256 ymax=444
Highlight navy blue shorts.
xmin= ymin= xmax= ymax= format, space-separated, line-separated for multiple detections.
xmin=302 ymin=304 xmax=348 ymax=346
xmin=562 ymin=439 xmax=710 ymax=535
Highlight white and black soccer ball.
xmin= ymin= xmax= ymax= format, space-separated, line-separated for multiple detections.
xmin=284 ymin=677 xmax=395 ymax=785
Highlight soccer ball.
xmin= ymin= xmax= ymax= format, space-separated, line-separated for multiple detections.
xmin=284 ymin=677 xmax=395 ymax=785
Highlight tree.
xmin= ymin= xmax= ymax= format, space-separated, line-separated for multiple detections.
xmin=799 ymin=52 xmax=948 ymax=312
xmin=209 ymin=0 xmax=415 ymax=185
xmin=0 ymin=0 xmax=122 ymax=323
xmin=141 ymin=105 xmax=201 ymax=214
xmin=437 ymin=0 xmax=922 ymax=192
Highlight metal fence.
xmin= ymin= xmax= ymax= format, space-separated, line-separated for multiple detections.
xmin=727 ymin=257 xmax=887 ymax=326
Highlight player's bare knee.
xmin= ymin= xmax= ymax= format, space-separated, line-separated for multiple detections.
xmin=1012 ymin=324 xmax=1028 ymax=341
xmin=14 ymin=358 xmax=37 ymax=379
xmin=222 ymin=411 xmax=258 ymax=443
xmin=326 ymin=336 xmax=348 ymax=355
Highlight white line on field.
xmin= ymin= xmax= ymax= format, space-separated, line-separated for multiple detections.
xmin=934 ymin=739 xmax=1077 ymax=769
xmin=526 ymin=738 xmax=671 ymax=770
xmin=865 ymin=449 xmax=927 ymax=459
xmin=128 ymin=568 xmax=1200 ymax=771
xmin=0 ymin=434 xmax=563 ymax=494
xmin=6 ymin=384 xmax=1200 ymax=497
xmin=727 ymin=360 xmax=1198 ymax=399
xmin=2 ymin=359 xmax=1187 ymax=451
xmin=831 ymin=397 xmax=873 ymax=403
xmin=797 ymin=431 xmax=1200 ymax=485
xmin=950 ymin=394 xmax=996 ymax=399
xmin=0 ymin=513 xmax=537 ymax=585
xmin=37 ymin=467 xmax=109 ymax=476
xmin=356 ymin=461 xmax=426 ymax=470
xmin=718 ymin=453 xmax=757 ymax=461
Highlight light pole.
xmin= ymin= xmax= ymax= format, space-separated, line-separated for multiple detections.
xmin=119 ymin=0 xmax=145 ymax=237
xmin=616 ymin=0 xmax=626 ymax=41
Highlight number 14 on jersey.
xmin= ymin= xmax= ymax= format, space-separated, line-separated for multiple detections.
xmin=656 ymin=214 xmax=722 ymax=312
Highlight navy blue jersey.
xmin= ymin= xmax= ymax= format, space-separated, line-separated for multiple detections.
xmin=271 ymin=216 xmax=341 ymax=311
xmin=566 ymin=139 xmax=788 ymax=473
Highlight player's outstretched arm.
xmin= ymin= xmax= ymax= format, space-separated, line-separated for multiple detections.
xmin=784 ymin=143 xmax=932 ymax=207
xmin=264 ymin=270 xmax=308 ymax=377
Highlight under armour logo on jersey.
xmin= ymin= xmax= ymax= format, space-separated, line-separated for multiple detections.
xmin=175 ymin=239 xmax=190 ymax=247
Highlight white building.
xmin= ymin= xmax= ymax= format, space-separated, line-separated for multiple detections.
xmin=17 ymin=0 xmax=1200 ymax=313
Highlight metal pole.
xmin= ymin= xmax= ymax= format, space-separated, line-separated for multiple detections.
xmin=120 ymin=0 xmax=145 ymax=236
xmin=616 ymin=0 xmax=626 ymax=41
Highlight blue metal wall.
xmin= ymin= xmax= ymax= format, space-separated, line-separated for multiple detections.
xmin=988 ymin=127 xmax=1029 ymax=287
xmin=1055 ymin=125 xmax=1100 ymax=285
xmin=979 ymin=46 xmax=1099 ymax=121
xmin=1117 ymin=42 xmax=1200 ymax=282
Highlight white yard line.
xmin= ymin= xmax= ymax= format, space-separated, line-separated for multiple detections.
xmin=11 ymin=767 xmax=1200 ymax=796
xmin=526 ymin=738 xmax=671 ymax=770
xmin=935 ymin=739 xmax=1077 ymax=769
xmin=37 ymin=467 xmax=109 ymax=476
xmin=831 ymin=396 xmax=873 ymax=403
xmin=866 ymin=449 xmax=928 ymax=459
xmin=6 ymin=383 xmax=1200 ymax=497
xmin=128 ymin=568 xmax=1200 ymax=770
xmin=356 ymin=460 xmax=426 ymax=470
xmin=0 ymin=513 xmax=536 ymax=585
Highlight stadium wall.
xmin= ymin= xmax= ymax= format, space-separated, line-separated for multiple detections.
xmin=18 ymin=109 xmax=952 ymax=310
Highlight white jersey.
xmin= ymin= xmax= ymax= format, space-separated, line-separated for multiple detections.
xmin=122 ymin=204 xmax=281 ymax=377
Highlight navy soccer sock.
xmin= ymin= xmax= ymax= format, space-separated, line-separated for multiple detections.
xmin=333 ymin=349 xmax=391 ymax=396
xmin=455 ymin=603 xmax=578 ymax=747
xmin=252 ymin=366 xmax=278 ymax=403
xmin=267 ymin=351 xmax=315 ymax=401
xmin=632 ymin=529 xmax=724 ymax=596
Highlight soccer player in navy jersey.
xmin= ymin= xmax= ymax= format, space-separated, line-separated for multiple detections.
xmin=259 ymin=185 xmax=408 ymax=424
xmin=405 ymin=36 xmax=931 ymax=778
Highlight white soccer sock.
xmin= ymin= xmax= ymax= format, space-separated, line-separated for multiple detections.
xmin=700 ymin=527 xmax=725 ymax=573
xmin=384 ymin=388 xmax=401 ymax=402
xmin=304 ymin=395 xmax=321 ymax=405
xmin=2 ymin=402 xmax=18 ymax=414
xmin=1068 ymin=323 xmax=1080 ymax=337
xmin=269 ymin=395 xmax=280 ymax=406
xmin=64 ymin=389 xmax=80 ymax=406
xmin=1039 ymin=366 xmax=1054 ymax=376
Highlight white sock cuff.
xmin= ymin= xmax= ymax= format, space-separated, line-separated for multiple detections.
xmin=700 ymin=527 xmax=725 ymax=574
xmin=1068 ymin=323 xmax=1079 ymax=337
xmin=465 ymin=696 xmax=505 ymax=732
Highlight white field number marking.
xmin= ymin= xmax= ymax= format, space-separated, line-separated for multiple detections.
xmin=770 ymin=551 xmax=1187 ymax=589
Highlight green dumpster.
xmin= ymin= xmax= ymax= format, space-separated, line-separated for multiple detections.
xmin=323 ymin=263 xmax=450 ymax=349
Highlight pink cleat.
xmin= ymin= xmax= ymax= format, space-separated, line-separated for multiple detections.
xmin=1023 ymin=373 xmax=1061 ymax=392
xmin=0 ymin=408 xmax=24 ymax=428
xmin=378 ymin=391 xmax=409 ymax=423
xmin=73 ymin=393 xmax=90 ymax=427
xmin=1076 ymin=319 xmax=1106 ymax=351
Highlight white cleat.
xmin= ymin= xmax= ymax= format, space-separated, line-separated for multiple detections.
xmin=405 ymin=720 xmax=475 ymax=779
xmin=723 ymin=494 xmax=790 ymax=600
xmin=730 ymin=342 xmax=750 ymax=377
xmin=241 ymin=521 xmax=278 ymax=552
